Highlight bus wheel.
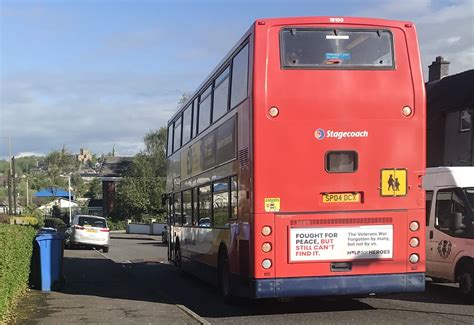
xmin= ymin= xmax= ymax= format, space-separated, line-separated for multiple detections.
xmin=458 ymin=263 xmax=474 ymax=303
xmin=218 ymin=251 xmax=231 ymax=302
xmin=174 ymin=241 xmax=182 ymax=269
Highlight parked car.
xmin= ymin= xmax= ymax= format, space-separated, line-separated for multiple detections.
xmin=65 ymin=215 xmax=110 ymax=253
xmin=423 ymin=167 xmax=474 ymax=303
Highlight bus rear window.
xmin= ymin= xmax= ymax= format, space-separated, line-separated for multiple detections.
xmin=281 ymin=28 xmax=394 ymax=69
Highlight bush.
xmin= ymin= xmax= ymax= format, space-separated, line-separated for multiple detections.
xmin=107 ymin=219 xmax=126 ymax=231
xmin=0 ymin=214 xmax=10 ymax=224
xmin=43 ymin=217 xmax=67 ymax=232
xmin=0 ymin=225 xmax=36 ymax=322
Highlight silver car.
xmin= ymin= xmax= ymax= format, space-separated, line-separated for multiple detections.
xmin=66 ymin=215 xmax=110 ymax=252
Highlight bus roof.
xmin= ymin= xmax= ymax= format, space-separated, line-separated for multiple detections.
xmin=423 ymin=167 xmax=474 ymax=190
xmin=167 ymin=16 xmax=415 ymax=124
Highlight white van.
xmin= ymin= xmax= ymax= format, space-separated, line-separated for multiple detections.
xmin=423 ymin=167 xmax=474 ymax=302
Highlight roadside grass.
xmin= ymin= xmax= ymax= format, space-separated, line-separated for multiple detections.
xmin=0 ymin=225 xmax=36 ymax=323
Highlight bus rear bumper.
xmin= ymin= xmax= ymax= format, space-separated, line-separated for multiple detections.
xmin=250 ymin=273 xmax=425 ymax=299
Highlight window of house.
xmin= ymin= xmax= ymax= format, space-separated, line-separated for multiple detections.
xmin=182 ymin=190 xmax=192 ymax=226
xmin=167 ymin=125 xmax=173 ymax=156
xmin=198 ymin=185 xmax=211 ymax=227
xmin=230 ymin=44 xmax=249 ymax=108
xmin=213 ymin=180 xmax=229 ymax=228
xmin=198 ymin=86 xmax=212 ymax=133
xmin=213 ymin=67 xmax=230 ymax=122
xmin=182 ymin=105 xmax=192 ymax=145
xmin=460 ymin=109 xmax=471 ymax=132
xmin=173 ymin=116 xmax=182 ymax=152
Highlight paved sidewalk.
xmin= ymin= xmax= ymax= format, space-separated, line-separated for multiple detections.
xmin=13 ymin=249 xmax=199 ymax=324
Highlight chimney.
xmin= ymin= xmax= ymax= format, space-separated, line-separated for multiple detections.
xmin=428 ymin=56 xmax=450 ymax=82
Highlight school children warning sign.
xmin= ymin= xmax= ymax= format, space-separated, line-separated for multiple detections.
xmin=289 ymin=225 xmax=393 ymax=262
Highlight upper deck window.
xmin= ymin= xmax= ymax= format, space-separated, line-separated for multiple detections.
xmin=182 ymin=105 xmax=192 ymax=145
xmin=231 ymin=44 xmax=249 ymax=108
xmin=281 ymin=28 xmax=394 ymax=69
xmin=198 ymin=85 xmax=212 ymax=133
xmin=173 ymin=116 xmax=182 ymax=152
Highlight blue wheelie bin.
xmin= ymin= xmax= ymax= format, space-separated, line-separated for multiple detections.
xmin=34 ymin=230 xmax=65 ymax=291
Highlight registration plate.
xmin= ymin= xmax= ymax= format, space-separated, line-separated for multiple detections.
xmin=322 ymin=192 xmax=360 ymax=203
xmin=86 ymin=229 xmax=97 ymax=233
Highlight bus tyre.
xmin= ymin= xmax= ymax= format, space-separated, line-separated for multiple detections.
xmin=458 ymin=263 xmax=474 ymax=303
xmin=218 ymin=252 xmax=231 ymax=303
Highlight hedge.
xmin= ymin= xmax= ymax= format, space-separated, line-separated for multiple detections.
xmin=0 ymin=225 xmax=36 ymax=322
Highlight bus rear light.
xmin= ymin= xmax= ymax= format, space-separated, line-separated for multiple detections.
xmin=402 ymin=105 xmax=413 ymax=117
xmin=261 ymin=226 xmax=272 ymax=236
xmin=409 ymin=254 xmax=419 ymax=264
xmin=262 ymin=259 xmax=272 ymax=269
xmin=409 ymin=221 xmax=419 ymax=232
xmin=262 ymin=242 xmax=272 ymax=253
xmin=409 ymin=237 xmax=419 ymax=248
xmin=268 ymin=106 xmax=279 ymax=118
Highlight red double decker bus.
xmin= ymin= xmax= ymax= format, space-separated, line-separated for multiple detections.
xmin=165 ymin=16 xmax=426 ymax=299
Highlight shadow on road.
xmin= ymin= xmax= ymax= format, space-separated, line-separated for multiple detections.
xmin=58 ymin=255 xmax=375 ymax=319
xmin=379 ymin=280 xmax=470 ymax=305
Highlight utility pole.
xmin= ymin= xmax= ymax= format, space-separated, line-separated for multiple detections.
xmin=12 ymin=157 xmax=17 ymax=215
xmin=26 ymin=178 xmax=29 ymax=208
xmin=7 ymin=170 xmax=12 ymax=215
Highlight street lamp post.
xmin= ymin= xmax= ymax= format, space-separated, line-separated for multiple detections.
xmin=67 ymin=175 xmax=72 ymax=225
xmin=60 ymin=174 xmax=72 ymax=225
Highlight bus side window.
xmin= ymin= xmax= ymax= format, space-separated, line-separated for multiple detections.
xmin=213 ymin=66 xmax=230 ymax=122
xmin=198 ymin=185 xmax=212 ymax=227
xmin=192 ymin=99 xmax=198 ymax=138
xmin=231 ymin=176 xmax=238 ymax=220
xmin=230 ymin=43 xmax=249 ymax=109
xmin=167 ymin=125 xmax=173 ymax=157
xmin=173 ymin=115 xmax=182 ymax=153
xmin=183 ymin=190 xmax=192 ymax=226
xmin=174 ymin=192 xmax=183 ymax=226
xmin=213 ymin=179 xmax=230 ymax=228
xmin=426 ymin=191 xmax=433 ymax=226
xmin=182 ymin=105 xmax=192 ymax=145
xmin=192 ymin=187 xmax=199 ymax=226
xmin=198 ymin=85 xmax=212 ymax=133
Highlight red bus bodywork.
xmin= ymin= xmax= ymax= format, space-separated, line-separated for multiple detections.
xmin=166 ymin=17 xmax=425 ymax=299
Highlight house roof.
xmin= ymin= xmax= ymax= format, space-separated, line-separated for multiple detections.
xmin=426 ymin=69 xmax=474 ymax=113
xmin=35 ymin=188 xmax=74 ymax=198
xmin=99 ymin=156 xmax=134 ymax=177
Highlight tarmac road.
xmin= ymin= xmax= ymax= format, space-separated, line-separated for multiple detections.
xmin=15 ymin=233 xmax=474 ymax=324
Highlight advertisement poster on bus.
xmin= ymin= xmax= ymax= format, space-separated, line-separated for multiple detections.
xmin=289 ymin=225 xmax=393 ymax=262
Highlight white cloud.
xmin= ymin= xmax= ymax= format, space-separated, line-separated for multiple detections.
xmin=357 ymin=0 xmax=474 ymax=77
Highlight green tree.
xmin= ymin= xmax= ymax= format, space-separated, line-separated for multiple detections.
xmin=115 ymin=128 xmax=167 ymax=221
xmin=84 ymin=178 xmax=102 ymax=199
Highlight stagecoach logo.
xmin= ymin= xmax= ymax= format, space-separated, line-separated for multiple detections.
xmin=315 ymin=128 xmax=326 ymax=140
xmin=437 ymin=240 xmax=452 ymax=259
xmin=314 ymin=128 xmax=369 ymax=140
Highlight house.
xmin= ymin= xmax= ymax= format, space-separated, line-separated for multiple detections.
xmin=99 ymin=156 xmax=134 ymax=216
xmin=426 ymin=56 xmax=474 ymax=167
xmin=37 ymin=198 xmax=78 ymax=217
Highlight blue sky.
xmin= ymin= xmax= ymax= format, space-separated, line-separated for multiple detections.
xmin=1 ymin=0 xmax=473 ymax=159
